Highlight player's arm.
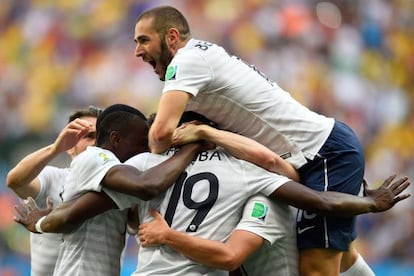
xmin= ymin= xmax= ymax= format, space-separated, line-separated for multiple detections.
xmin=149 ymin=90 xmax=191 ymax=153
xmin=6 ymin=119 xmax=93 ymax=198
xmin=14 ymin=192 xmax=117 ymax=233
xmin=102 ymin=142 xmax=202 ymax=200
xmin=272 ymin=175 xmax=410 ymax=216
xmin=173 ymin=123 xmax=300 ymax=182
xmin=139 ymin=210 xmax=263 ymax=271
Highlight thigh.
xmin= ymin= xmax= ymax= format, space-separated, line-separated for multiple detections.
xmin=296 ymin=120 xmax=365 ymax=251
xmin=299 ymin=248 xmax=343 ymax=276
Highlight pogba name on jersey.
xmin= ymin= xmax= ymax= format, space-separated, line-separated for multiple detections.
xmin=165 ymin=148 xmax=223 ymax=162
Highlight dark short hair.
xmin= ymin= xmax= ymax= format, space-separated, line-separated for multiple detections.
xmin=137 ymin=6 xmax=191 ymax=40
xmin=68 ymin=105 xmax=103 ymax=123
xmin=179 ymin=111 xmax=217 ymax=127
xmin=96 ymin=104 xmax=148 ymax=145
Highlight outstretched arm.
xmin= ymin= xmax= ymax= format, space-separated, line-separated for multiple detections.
xmin=149 ymin=91 xmax=191 ymax=153
xmin=6 ymin=119 xmax=93 ymax=198
xmin=272 ymin=175 xmax=410 ymax=216
xmin=103 ymin=142 xmax=202 ymax=200
xmin=14 ymin=192 xmax=116 ymax=233
xmin=173 ymin=122 xmax=300 ymax=182
xmin=139 ymin=209 xmax=263 ymax=271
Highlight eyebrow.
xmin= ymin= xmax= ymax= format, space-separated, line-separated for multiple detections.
xmin=134 ymin=34 xmax=152 ymax=44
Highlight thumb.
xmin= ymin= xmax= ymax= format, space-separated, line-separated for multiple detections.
xmin=362 ymin=179 xmax=368 ymax=196
xmin=46 ymin=196 xmax=54 ymax=209
xmin=149 ymin=209 xmax=162 ymax=219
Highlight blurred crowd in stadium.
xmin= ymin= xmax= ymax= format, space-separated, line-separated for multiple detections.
xmin=0 ymin=0 xmax=413 ymax=275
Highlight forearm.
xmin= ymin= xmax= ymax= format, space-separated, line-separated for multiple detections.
xmin=139 ymin=143 xmax=201 ymax=196
xmin=274 ymin=182 xmax=375 ymax=217
xmin=6 ymin=144 xmax=59 ymax=197
xmin=162 ymin=229 xmax=238 ymax=270
xmin=317 ymin=191 xmax=375 ymax=216
xmin=104 ymin=143 xmax=201 ymax=200
xmin=149 ymin=129 xmax=173 ymax=154
xmin=198 ymin=126 xmax=300 ymax=181
xmin=41 ymin=192 xmax=115 ymax=233
xmin=149 ymin=90 xmax=190 ymax=153
xmin=40 ymin=203 xmax=76 ymax=233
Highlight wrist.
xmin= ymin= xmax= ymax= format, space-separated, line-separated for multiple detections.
xmin=198 ymin=125 xmax=209 ymax=140
xmin=370 ymin=198 xmax=378 ymax=213
xmin=162 ymin=228 xmax=175 ymax=245
xmin=35 ymin=216 xmax=46 ymax=233
xmin=49 ymin=143 xmax=61 ymax=156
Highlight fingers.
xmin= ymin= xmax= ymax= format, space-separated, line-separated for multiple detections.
xmin=14 ymin=216 xmax=22 ymax=223
xmin=138 ymin=229 xmax=148 ymax=247
xmin=69 ymin=118 xmax=93 ymax=129
xmin=394 ymin=194 xmax=411 ymax=204
xmin=389 ymin=177 xmax=411 ymax=205
xmin=390 ymin=177 xmax=410 ymax=194
xmin=27 ymin=197 xmax=39 ymax=210
xmin=380 ymin=174 xmax=397 ymax=188
xmin=64 ymin=119 xmax=93 ymax=138
xmin=21 ymin=199 xmax=32 ymax=213
xmin=14 ymin=205 xmax=26 ymax=219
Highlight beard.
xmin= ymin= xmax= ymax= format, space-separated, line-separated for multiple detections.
xmin=158 ymin=39 xmax=174 ymax=81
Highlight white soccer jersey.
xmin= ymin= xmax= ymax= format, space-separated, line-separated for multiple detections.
xmin=163 ymin=38 xmax=335 ymax=168
xmin=236 ymin=195 xmax=298 ymax=276
xmin=30 ymin=166 xmax=67 ymax=276
xmin=103 ymin=148 xmax=290 ymax=276
xmin=53 ymin=146 xmax=128 ymax=276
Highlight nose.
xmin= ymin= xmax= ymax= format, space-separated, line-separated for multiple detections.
xmin=135 ymin=43 xmax=144 ymax=58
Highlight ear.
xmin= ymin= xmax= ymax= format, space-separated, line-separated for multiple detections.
xmin=165 ymin=28 xmax=180 ymax=48
xmin=109 ymin=131 xmax=121 ymax=148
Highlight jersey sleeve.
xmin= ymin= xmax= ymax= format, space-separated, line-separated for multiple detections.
xmin=125 ymin=152 xmax=169 ymax=170
xmin=235 ymin=194 xmax=291 ymax=244
xmin=242 ymin=160 xmax=290 ymax=196
xmin=63 ymin=148 xmax=121 ymax=201
xmin=162 ymin=48 xmax=213 ymax=96
xmin=76 ymin=149 xmax=120 ymax=192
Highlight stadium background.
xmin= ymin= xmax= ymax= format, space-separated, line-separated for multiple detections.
xmin=0 ymin=0 xmax=413 ymax=275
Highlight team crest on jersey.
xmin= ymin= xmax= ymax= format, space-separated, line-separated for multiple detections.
xmin=250 ymin=201 xmax=268 ymax=221
xmin=98 ymin=152 xmax=110 ymax=162
xmin=165 ymin=65 xmax=177 ymax=81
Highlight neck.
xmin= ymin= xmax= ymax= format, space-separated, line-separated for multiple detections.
xmin=172 ymin=37 xmax=190 ymax=55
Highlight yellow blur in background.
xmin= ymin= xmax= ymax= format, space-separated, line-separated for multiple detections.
xmin=0 ymin=1 xmax=413 ymax=275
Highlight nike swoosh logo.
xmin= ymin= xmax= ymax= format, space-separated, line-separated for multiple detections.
xmin=297 ymin=226 xmax=315 ymax=234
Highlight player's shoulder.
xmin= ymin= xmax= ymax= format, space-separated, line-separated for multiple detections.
xmin=177 ymin=39 xmax=223 ymax=59
xmin=71 ymin=146 xmax=119 ymax=172
xmin=78 ymin=146 xmax=117 ymax=162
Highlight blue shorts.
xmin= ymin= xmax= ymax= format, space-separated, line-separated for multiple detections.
xmin=296 ymin=120 xmax=365 ymax=251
